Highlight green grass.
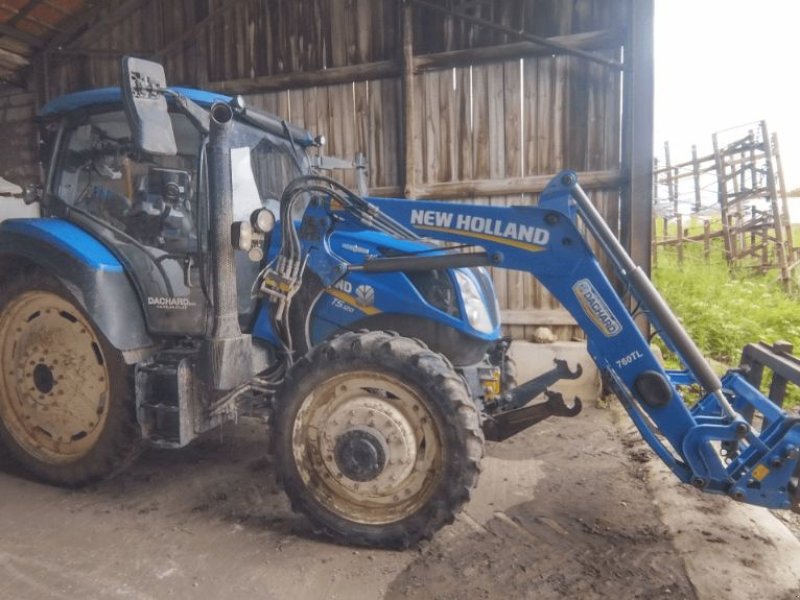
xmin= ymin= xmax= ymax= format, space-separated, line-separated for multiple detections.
xmin=652 ymin=223 xmax=800 ymax=407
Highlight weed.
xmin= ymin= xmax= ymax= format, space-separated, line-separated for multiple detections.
xmin=652 ymin=228 xmax=799 ymax=407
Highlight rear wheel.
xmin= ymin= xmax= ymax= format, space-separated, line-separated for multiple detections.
xmin=273 ymin=331 xmax=484 ymax=548
xmin=0 ymin=271 xmax=142 ymax=486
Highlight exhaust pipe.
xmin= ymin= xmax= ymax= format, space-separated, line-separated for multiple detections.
xmin=200 ymin=102 xmax=254 ymax=392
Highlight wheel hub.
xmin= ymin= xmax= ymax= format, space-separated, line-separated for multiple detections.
xmin=292 ymin=372 xmax=443 ymax=524
xmin=334 ymin=428 xmax=387 ymax=482
xmin=32 ymin=362 xmax=55 ymax=394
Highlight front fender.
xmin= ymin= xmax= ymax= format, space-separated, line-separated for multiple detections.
xmin=0 ymin=219 xmax=154 ymax=362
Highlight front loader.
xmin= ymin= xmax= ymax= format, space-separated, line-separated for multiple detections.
xmin=0 ymin=58 xmax=797 ymax=548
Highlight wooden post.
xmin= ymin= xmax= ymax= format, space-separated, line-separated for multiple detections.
xmin=691 ymin=144 xmax=701 ymax=213
xmin=653 ymin=157 xmax=659 ymax=203
xmin=673 ymin=165 xmax=680 ymax=214
xmin=760 ymin=121 xmax=790 ymax=285
xmin=772 ymin=132 xmax=796 ymax=263
xmin=729 ymin=214 xmax=739 ymax=265
xmin=713 ymin=132 xmax=734 ymax=265
xmin=747 ymin=130 xmax=756 ymax=191
xmin=652 ymin=216 xmax=658 ymax=267
xmin=735 ymin=211 xmax=744 ymax=261
xmin=402 ymin=2 xmax=416 ymax=198
xmin=676 ymin=212 xmax=684 ymax=265
xmin=664 ymin=141 xmax=676 ymax=214
xmin=761 ymin=213 xmax=769 ymax=273
xmin=620 ymin=0 xmax=655 ymax=294
xmin=703 ymin=219 xmax=711 ymax=263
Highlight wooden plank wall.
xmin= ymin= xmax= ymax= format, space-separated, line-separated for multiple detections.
xmin=0 ymin=90 xmax=37 ymax=184
xmin=11 ymin=0 xmax=627 ymax=341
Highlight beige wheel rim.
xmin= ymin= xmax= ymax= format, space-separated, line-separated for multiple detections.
xmin=292 ymin=371 xmax=443 ymax=525
xmin=0 ymin=290 xmax=111 ymax=464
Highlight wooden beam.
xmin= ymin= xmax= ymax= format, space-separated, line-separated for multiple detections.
xmin=7 ymin=0 xmax=45 ymax=26
xmin=50 ymin=46 xmax=148 ymax=57
xmin=620 ymin=0 xmax=654 ymax=277
xmin=207 ymin=30 xmax=620 ymax=96
xmin=209 ymin=60 xmax=398 ymax=94
xmin=46 ymin=0 xmax=149 ymax=52
xmin=401 ymin=2 xmax=415 ymax=198
xmin=414 ymin=29 xmax=620 ymax=72
xmin=408 ymin=0 xmax=623 ymax=70
xmin=369 ymin=169 xmax=622 ymax=199
xmin=43 ymin=6 xmax=97 ymax=51
xmin=0 ymin=22 xmax=42 ymax=48
xmin=501 ymin=310 xmax=577 ymax=326
xmin=0 ymin=34 xmax=36 ymax=56
xmin=0 ymin=46 xmax=29 ymax=69
xmin=772 ymin=132 xmax=796 ymax=261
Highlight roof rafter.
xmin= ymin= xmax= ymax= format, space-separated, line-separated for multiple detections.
xmin=7 ymin=0 xmax=46 ymax=26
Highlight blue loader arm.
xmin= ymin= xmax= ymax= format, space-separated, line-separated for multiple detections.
xmin=349 ymin=171 xmax=800 ymax=513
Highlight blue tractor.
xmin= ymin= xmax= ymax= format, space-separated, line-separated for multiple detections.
xmin=0 ymin=58 xmax=797 ymax=548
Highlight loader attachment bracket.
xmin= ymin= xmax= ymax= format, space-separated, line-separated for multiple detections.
xmin=483 ymin=390 xmax=582 ymax=442
xmin=504 ymin=358 xmax=582 ymax=411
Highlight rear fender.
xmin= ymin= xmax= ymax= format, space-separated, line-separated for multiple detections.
xmin=0 ymin=219 xmax=155 ymax=363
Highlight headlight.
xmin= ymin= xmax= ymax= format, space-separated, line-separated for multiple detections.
xmin=455 ymin=270 xmax=494 ymax=334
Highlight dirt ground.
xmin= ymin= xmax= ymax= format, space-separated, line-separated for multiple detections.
xmin=1 ymin=402 xmax=798 ymax=600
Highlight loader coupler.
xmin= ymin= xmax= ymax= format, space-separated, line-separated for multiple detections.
xmin=677 ymin=365 xmax=800 ymax=511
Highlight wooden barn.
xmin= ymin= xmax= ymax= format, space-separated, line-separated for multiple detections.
xmin=0 ymin=0 xmax=653 ymax=342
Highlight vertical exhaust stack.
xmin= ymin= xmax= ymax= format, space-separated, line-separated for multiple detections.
xmin=201 ymin=102 xmax=253 ymax=391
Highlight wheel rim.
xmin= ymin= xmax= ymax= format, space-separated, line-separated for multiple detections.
xmin=292 ymin=371 xmax=443 ymax=525
xmin=0 ymin=290 xmax=111 ymax=464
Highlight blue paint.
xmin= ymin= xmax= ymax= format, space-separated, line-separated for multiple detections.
xmin=250 ymin=226 xmax=502 ymax=345
xmin=257 ymin=171 xmax=800 ymax=511
xmin=0 ymin=219 xmax=123 ymax=273
xmin=38 ymin=87 xmax=233 ymax=118
xmin=38 ymin=86 xmax=315 ymax=146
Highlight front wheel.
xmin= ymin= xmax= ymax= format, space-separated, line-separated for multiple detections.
xmin=0 ymin=271 xmax=142 ymax=486
xmin=272 ymin=331 xmax=484 ymax=548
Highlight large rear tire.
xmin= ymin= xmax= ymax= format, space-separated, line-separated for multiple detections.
xmin=0 ymin=271 xmax=142 ymax=486
xmin=272 ymin=331 xmax=484 ymax=548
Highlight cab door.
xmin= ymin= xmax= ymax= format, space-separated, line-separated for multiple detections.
xmin=52 ymin=108 xmax=209 ymax=336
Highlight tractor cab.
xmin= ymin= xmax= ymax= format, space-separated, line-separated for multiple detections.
xmin=37 ymin=87 xmax=312 ymax=336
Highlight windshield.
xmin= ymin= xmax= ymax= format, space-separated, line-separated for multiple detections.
xmin=228 ymin=119 xmax=308 ymax=222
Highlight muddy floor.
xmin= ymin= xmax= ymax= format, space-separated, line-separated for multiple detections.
xmin=1 ymin=403 xmax=797 ymax=600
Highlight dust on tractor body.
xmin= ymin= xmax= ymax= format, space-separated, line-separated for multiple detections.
xmin=0 ymin=58 xmax=797 ymax=549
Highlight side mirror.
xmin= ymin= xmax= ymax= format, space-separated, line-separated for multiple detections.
xmin=120 ymin=57 xmax=177 ymax=156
